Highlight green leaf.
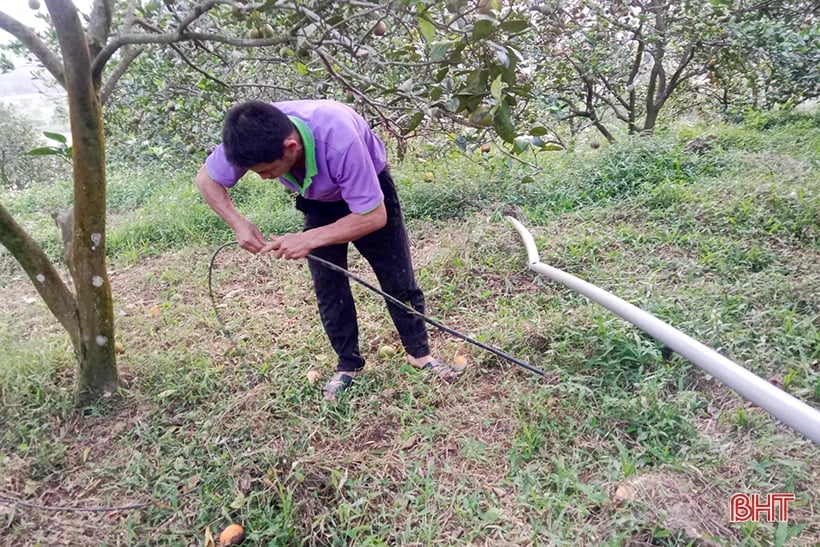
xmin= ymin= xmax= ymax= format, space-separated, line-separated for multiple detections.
xmin=472 ymin=19 xmax=496 ymax=40
xmin=530 ymin=126 xmax=549 ymax=136
xmin=402 ymin=112 xmax=424 ymax=135
xmin=229 ymin=493 xmax=246 ymax=509
xmin=493 ymin=101 xmax=516 ymax=143
xmin=27 ymin=147 xmax=58 ymax=156
xmin=490 ymin=75 xmax=504 ymax=100
xmin=541 ymin=143 xmax=563 ymax=151
xmin=295 ymin=62 xmax=308 ymax=76
xmin=455 ymin=135 xmax=468 ymax=152
xmin=42 ymin=131 xmax=66 ymax=143
xmin=418 ymin=17 xmax=436 ymax=42
xmin=513 ymin=136 xmax=530 ymax=153
xmin=429 ymin=41 xmax=453 ymax=62
xmin=500 ymin=19 xmax=529 ymax=33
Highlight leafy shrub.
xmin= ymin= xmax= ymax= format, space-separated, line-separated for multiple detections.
xmin=575 ymin=138 xmax=708 ymax=201
xmin=0 ymin=104 xmax=69 ymax=191
xmin=397 ymin=180 xmax=488 ymax=221
xmin=744 ymin=106 xmax=820 ymax=131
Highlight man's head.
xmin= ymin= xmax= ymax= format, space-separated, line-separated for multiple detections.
xmin=222 ymin=101 xmax=302 ymax=179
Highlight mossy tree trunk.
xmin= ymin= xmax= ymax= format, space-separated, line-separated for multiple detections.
xmin=49 ymin=0 xmax=119 ymax=404
xmin=0 ymin=0 xmax=118 ymax=405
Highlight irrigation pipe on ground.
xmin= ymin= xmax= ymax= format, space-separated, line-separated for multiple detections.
xmin=506 ymin=216 xmax=820 ymax=444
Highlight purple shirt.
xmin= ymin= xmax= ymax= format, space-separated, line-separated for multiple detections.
xmin=205 ymin=100 xmax=387 ymax=214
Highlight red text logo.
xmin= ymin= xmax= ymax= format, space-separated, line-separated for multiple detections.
xmin=730 ymin=493 xmax=795 ymax=522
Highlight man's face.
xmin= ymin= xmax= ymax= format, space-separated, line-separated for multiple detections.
xmin=249 ymin=157 xmax=293 ymax=180
xmin=249 ymin=131 xmax=303 ymax=180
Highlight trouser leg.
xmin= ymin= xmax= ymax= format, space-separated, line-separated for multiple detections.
xmin=298 ymin=201 xmax=364 ymax=372
xmin=353 ymin=170 xmax=430 ymax=358
xmin=296 ymin=168 xmax=430 ymax=369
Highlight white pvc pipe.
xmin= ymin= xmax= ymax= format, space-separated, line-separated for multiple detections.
xmin=507 ymin=216 xmax=820 ymax=444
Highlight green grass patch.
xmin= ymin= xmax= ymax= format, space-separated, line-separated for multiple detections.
xmin=1 ymin=113 xmax=818 ymax=545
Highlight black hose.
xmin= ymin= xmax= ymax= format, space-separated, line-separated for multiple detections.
xmin=207 ymin=240 xmax=243 ymax=347
xmin=208 ymin=241 xmax=546 ymax=377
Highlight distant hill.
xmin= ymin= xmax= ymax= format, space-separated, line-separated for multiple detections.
xmin=0 ymin=65 xmax=68 ymax=134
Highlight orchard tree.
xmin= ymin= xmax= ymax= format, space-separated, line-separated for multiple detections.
xmin=0 ymin=0 xmax=536 ymax=405
xmin=702 ymin=1 xmax=818 ymax=114
xmin=103 ymin=0 xmax=544 ymax=158
xmin=528 ymin=0 xmax=818 ymax=142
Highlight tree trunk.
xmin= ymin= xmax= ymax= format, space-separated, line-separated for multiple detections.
xmin=643 ymin=103 xmax=661 ymax=133
xmin=47 ymin=0 xmax=119 ymax=405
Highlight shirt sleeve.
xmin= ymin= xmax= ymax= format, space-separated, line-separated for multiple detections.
xmin=334 ymin=138 xmax=384 ymax=214
xmin=204 ymin=144 xmax=248 ymax=188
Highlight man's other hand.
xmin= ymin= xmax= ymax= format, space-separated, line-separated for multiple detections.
xmin=234 ymin=219 xmax=268 ymax=253
xmin=262 ymin=232 xmax=315 ymax=260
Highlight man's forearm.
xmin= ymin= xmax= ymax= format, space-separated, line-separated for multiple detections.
xmin=195 ymin=165 xmax=244 ymax=229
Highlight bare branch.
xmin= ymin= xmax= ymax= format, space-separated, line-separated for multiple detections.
xmin=99 ymin=0 xmax=142 ymax=105
xmin=314 ymin=47 xmax=400 ymax=136
xmin=231 ymin=82 xmax=298 ymax=93
xmin=92 ymin=31 xmax=289 ymax=82
xmin=170 ymin=43 xmax=228 ymax=88
xmin=594 ymin=91 xmax=632 ymax=124
xmin=665 ymin=45 xmax=697 ymax=100
xmin=0 ymin=10 xmax=65 ymax=86
xmin=598 ymin=72 xmax=631 ymax=112
xmin=100 ymin=46 xmax=143 ymax=105
xmin=87 ymin=0 xmax=113 ymax=58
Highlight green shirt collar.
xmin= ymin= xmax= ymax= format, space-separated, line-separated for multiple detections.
xmin=282 ymin=115 xmax=318 ymax=194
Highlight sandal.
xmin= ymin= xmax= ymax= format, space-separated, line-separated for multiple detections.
xmin=421 ymin=359 xmax=463 ymax=382
xmin=322 ymin=371 xmax=356 ymax=401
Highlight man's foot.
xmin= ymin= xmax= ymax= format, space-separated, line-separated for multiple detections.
xmin=322 ymin=371 xmax=361 ymax=401
xmin=407 ymin=355 xmax=463 ymax=382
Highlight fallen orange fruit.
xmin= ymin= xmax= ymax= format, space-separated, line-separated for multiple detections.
xmin=219 ymin=523 xmax=245 ymax=545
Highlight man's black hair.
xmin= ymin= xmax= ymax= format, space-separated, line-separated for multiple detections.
xmin=222 ymin=101 xmax=294 ymax=167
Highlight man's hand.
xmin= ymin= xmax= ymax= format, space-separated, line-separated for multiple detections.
xmin=262 ymin=232 xmax=316 ymax=260
xmin=234 ymin=218 xmax=268 ymax=253
xmin=260 ymin=205 xmax=387 ymax=260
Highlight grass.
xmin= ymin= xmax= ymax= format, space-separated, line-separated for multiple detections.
xmin=0 ymin=111 xmax=818 ymax=545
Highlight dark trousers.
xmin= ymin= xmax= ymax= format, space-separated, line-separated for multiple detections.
xmin=295 ymin=169 xmax=430 ymax=372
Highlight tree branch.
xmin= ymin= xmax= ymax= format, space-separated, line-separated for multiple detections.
xmin=87 ymin=0 xmax=113 ymax=59
xmin=665 ymin=44 xmax=697 ymax=101
xmin=0 ymin=203 xmax=79 ymax=348
xmin=92 ymin=31 xmax=289 ymax=82
xmin=99 ymin=46 xmax=143 ymax=105
xmin=100 ymin=0 xmax=141 ymax=105
xmin=314 ymin=47 xmax=401 ymax=136
xmin=0 ymin=11 xmax=65 ymax=86
xmin=170 ymin=43 xmax=228 ymax=88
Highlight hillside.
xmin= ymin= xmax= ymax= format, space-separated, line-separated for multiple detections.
xmin=0 ymin=113 xmax=818 ymax=545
